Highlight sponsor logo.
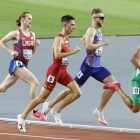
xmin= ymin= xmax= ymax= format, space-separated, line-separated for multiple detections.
xmin=33 ymin=114 xmax=40 ymax=118
xmin=43 ymin=84 xmax=47 ymax=89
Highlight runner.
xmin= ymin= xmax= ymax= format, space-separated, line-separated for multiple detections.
xmin=17 ymin=15 xmax=81 ymax=132
xmin=41 ymin=8 xmax=121 ymax=126
xmin=0 ymin=12 xmax=43 ymax=121
xmin=104 ymin=44 xmax=140 ymax=113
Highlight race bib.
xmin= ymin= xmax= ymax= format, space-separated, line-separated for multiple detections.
xmin=23 ymin=49 xmax=32 ymax=60
xmin=77 ymin=70 xmax=83 ymax=79
xmin=95 ymin=47 xmax=103 ymax=57
xmin=16 ymin=60 xmax=23 ymax=67
xmin=47 ymin=75 xmax=55 ymax=83
xmin=133 ymin=87 xmax=139 ymax=95
xmin=61 ymin=57 xmax=68 ymax=66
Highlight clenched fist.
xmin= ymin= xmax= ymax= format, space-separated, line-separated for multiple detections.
xmin=34 ymin=39 xmax=40 ymax=47
xmin=10 ymin=51 xmax=18 ymax=57
xmin=73 ymin=46 xmax=81 ymax=54
xmin=102 ymin=39 xmax=109 ymax=46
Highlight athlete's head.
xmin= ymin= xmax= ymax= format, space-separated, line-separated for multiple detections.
xmin=16 ymin=12 xmax=32 ymax=27
xmin=61 ymin=15 xmax=75 ymax=34
xmin=91 ymin=8 xmax=105 ymax=27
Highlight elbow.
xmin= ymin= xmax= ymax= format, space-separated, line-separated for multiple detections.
xmin=80 ymin=38 xmax=83 ymax=42
xmin=0 ymin=40 xmax=2 ymax=46
xmin=55 ymin=55 xmax=59 ymax=59
xmin=130 ymin=56 xmax=134 ymax=62
xmin=86 ymin=46 xmax=90 ymax=51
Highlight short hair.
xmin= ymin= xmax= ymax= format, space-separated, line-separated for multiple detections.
xmin=16 ymin=12 xmax=31 ymax=27
xmin=61 ymin=15 xmax=75 ymax=26
xmin=91 ymin=8 xmax=103 ymax=16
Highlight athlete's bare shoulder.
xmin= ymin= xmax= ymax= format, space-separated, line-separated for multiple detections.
xmin=54 ymin=36 xmax=63 ymax=46
xmin=86 ymin=27 xmax=96 ymax=37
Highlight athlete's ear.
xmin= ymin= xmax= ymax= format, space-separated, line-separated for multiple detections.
xmin=21 ymin=17 xmax=24 ymax=23
xmin=92 ymin=17 xmax=96 ymax=20
xmin=63 ymin=23 xmax=67 ymax=28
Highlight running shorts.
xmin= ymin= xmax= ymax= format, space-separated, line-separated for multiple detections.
xmin=74 ymin=62 xmax=111 ymax=85
xmin=43 ymin=66 xmax=74 ymax=91
xmin=9 ymin=58 xmax=28 ymax=75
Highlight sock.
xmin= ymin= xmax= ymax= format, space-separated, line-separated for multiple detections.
xmin=33 ymin=109 xmax=38 ymax=114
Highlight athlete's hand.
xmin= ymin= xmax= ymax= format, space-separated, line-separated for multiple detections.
xmin=102 ymin=39 xmax=109 ymax=46
xmin=10 ymin=51 xmax=18 ymax=57
xmin=34 ymin=39 xmax=40 ymax=47
xmin=73 ymin=46 xmax=81 ymax=54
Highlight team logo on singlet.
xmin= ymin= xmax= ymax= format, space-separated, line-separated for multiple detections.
xmin=22 ymin=41 xmax=34 ymax=46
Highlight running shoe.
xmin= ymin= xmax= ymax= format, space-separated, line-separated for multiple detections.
xmin=93 ymin=108 xmax=108 ymax=125
xmin=17 ymin=114 xmax=26 ymax=132
xmin=31 ymin=111 xmax=49 ymax=121
xmin=103 ymin=82 xmax=121 ymax=91
xmin=41 ymin=101 xmax=51 ymax=121
xmin=50 ymin=108 xmax=63 ymax=126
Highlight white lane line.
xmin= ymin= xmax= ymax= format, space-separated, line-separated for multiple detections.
xmin=0 ymin=133 xmax=78 ymax=140
xmin=0 ymin=118 xmax=140 ymax=134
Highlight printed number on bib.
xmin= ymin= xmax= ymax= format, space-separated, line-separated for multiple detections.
xmin=61 ymin=57 xmax=68 ymax=66
xmin=133 ymin=87 xmax=139 ymax=95
xmin=77 ymin=70 xmax=83 ymax=79
xmin=23 ymin=49 xmax=32 ymax=60
xmin=16 ymin=60 xmax=23 ymax=67
xmin=47 ymin=75 xmax=55 ymax=83
xmin=95 ymin=47 xmax=103 ymax=57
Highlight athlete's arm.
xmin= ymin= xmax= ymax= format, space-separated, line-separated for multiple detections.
xmin=54 ymin=36 xmax=81 ymax=59
xmin=85 ymin=28 xmax=109 ymax=51
xmin=32 ymin=32 xmax=40 ymax=54
xmin=130 ymin=45 xmax=140 ymax=70
xmin=81 ymin=34 xmax=86 ymax=45
xmin=0 ymin=31 xmax=18 ymax=57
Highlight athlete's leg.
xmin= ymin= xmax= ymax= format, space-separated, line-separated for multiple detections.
xmin=48 ymin=81 xmax=81 ymax=126
xmin=54 ymin=82 xmax=82 ymax=113
xmin=0 ymin=74 xmax=19 ymax=92
xmin=98 ymin=75 xmax=116 ymax=112
xmin=115 ymin=80 xmax=140 ymax=113
xmin=49 ymin=66 xmax=88 ymax=110
xmin=13 ymin=67 xmax=39 ymax=110
xmin=21 ymin=87 xmax=51 ymax=120
xmin=49 ymin=88 xmax=71 ymax=108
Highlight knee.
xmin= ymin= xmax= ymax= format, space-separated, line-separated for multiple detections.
xmin=36 ymin=94 xmax=46 ymax=103
xmin=64 ymin=88 xmax=71 ymax=96
xmin=0 ymin=86 xmax=7 ymax=92
xmin=31 ymin=80 xmax=39 ymax=88
xmin=74 ymin=90 xmax=82 ymax=99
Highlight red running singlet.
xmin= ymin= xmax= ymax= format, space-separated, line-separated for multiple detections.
xmin=43 ymin=34 xmax=74 ymax=91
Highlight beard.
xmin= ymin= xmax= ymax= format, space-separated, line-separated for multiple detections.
xmin=97 ymin=21 xmax=103 ymax=27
